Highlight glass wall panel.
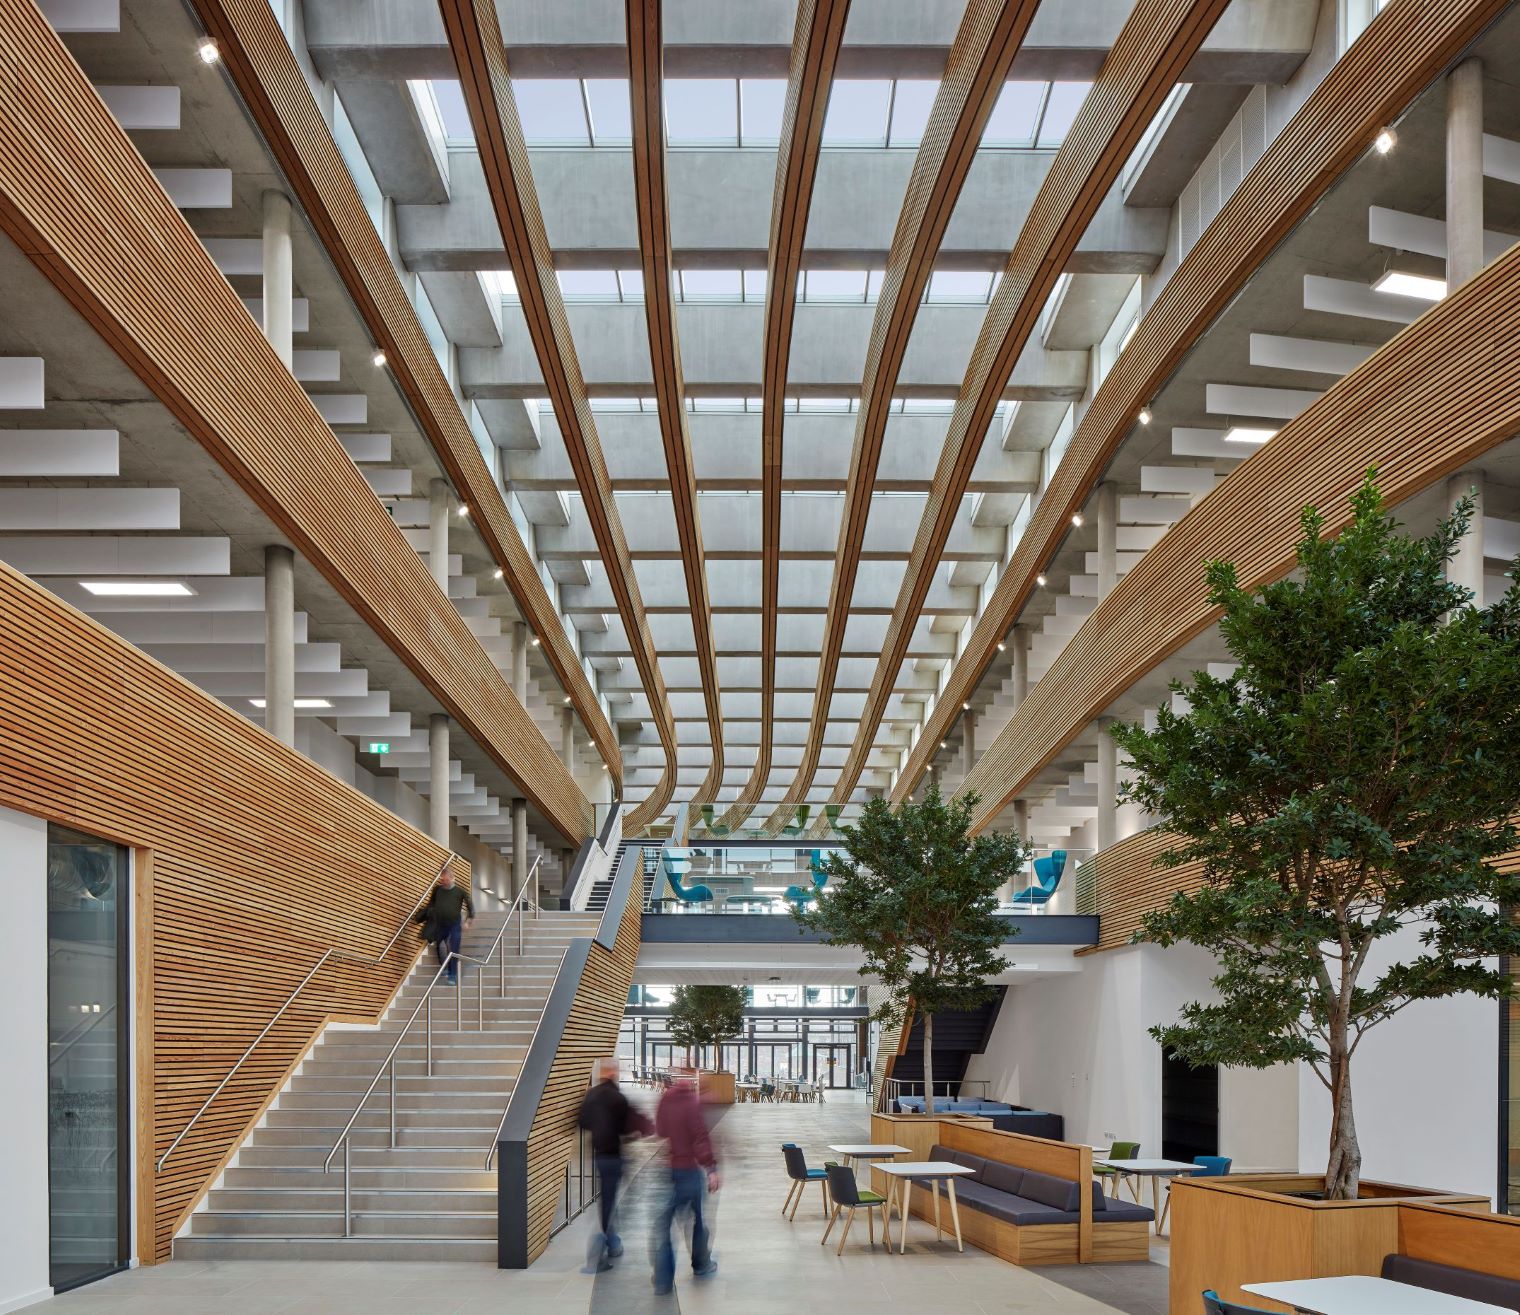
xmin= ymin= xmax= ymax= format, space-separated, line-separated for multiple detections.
xmin=47 ymin=823 xmax=129 ymax=1292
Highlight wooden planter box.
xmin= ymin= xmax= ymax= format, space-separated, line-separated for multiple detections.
xmin=698 ymin=1070 xmax=735 ymax=1104
xmin=1168 ymin=1174 xmax=1491 ymax=1313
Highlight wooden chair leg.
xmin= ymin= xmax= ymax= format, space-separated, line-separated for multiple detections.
xmin=868 ymin=1204 xmax=875 ymax=1248
xmin=789 ymin=1182 xmax=805 ymax=1221
xmin=821 ymin=1178 xmax=830 ymax=1216
xmin=821 ymin=1203 xmax=841 ymax=1245
xmin=782 ymin=1180 xmax=799 ymax=1215
xmin=836 ymin=1207 xmax=855 ymax=1256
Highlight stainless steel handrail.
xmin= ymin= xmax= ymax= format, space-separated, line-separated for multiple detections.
xmin=49 ymin=1002 xmax=117 ymax=1065
xmin=156 ymin=853 xmax=455 ymax=1172
xmin=325 ymin=856 xmax=542 ymax=1234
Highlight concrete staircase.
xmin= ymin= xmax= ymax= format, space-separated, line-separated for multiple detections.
xmin=175 ymin=908 xmax=601 ymax=1261
xmin=583 ymin=840 xmax=638 ymax=912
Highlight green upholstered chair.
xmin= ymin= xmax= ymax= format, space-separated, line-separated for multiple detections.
xmin=823 ymin=803 xmax=843 ymax=834
xmin=699 ymin=804 xmax=731 ymax=838
xmin=1094 ymin=1140 xmax=1142 ymax=1202
xmin=780 ymin=804 xmax=811 ymax=837
xmin=821 ymin=1162 xmax=888 ymax=1253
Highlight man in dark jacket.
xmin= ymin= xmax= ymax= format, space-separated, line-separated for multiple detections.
xmin=421 ymin=866 xmax=473 ymax=984
xmin=651 ymin=1075 xmax=720 ymax=1294
xmin=578 ymin=1058 xmax=652 ymax=1272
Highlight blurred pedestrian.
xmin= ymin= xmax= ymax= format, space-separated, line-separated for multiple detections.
xmin=650 ymin=1074 xmax=719 ymax=1295
xmin=577 ymin=1058 xmax=652 ymax=1273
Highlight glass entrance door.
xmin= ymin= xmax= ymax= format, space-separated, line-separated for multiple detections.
xmin=811 ymin=1043 xmax=853 ymax=1088
xmin=47 ymin=824 xmax=129 ymax=1292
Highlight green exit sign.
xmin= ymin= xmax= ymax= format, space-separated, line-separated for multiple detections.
xmin=365 ymin=741 xmax=391 ymax=755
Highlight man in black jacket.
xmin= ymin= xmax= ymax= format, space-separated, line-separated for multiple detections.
xmin=578 ymin=1058 xmax=652 ymax=1272
xmin=421 ymin=866 xmax=473 ymax=985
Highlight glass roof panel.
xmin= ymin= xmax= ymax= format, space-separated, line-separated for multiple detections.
xmin=740 ymin=79 xmax=787 ymax=145
xmin=866 ymin=269 xmax=886 ymax=300
xmin=415 ymin=80 xmax=475 ymax=143
xmin=981 ymin=82 xmax=1045 ymax=147
xmin=804 ymin=269 xmax=869 ymax=301
xmin=680 ymin=269 xmax=743 ymax=301
xmin=482 ymin=270 xmax=518 ymax=301
xmin=743 ymin=269 xmax=768 ymax=300
xmin=558 ymin=269 xmax=620 ymax=300
xmin=514 ymin=80 xmax=589 ymax=145
xmin=823 ymin=80 xmax=892 ymax=146
xmin=585 ymin=79 xmax=632 ymax=145
xmin=927 ymin=270 xmax=993 ymax=302
xmin=617 ymin=269 xmax=645 ymax=301
xmin=666 ymin=79 xmax=738 ymax=145
xmin=887 ymin=80 xmax=938 ymax=147
xmin=1038 ymin=82 xmax=1091 ymax=147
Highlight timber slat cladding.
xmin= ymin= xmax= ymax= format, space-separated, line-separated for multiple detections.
xmin=521 ymin=887 xmax=642 ymax=1263
xmin=0 ymin=0 xmax=591 ymax=843
xmin=720 ymin=0 xmax=852 ymax=834
xmin=894 ymin=0 xmax=1510 ymax=804
xmin=0 ymin=563 xmax=461 ymax=1261
xmin=828 ymin=0 xmax=1232 ymax=817
xmin=438 ymin=0 xmax=678 ymax=833
xmin=190 ymin=0 xmax=622 ymax=789
xmin=964 ymin=233 xmax=1520 ymax=832
xmin=626 ymin=0 xmax=724 ymax=806
xmin=766 ymin=0 xmax=1043 ymax=834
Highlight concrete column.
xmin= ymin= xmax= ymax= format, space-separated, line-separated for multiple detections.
xmin=428 ymin=714 xmax=450 ymax=847
xmin=263 ymin=545 xmax=296 ymax=747
xmin=1095 ymin=482 xmax=1118 ymax=598
xmin=960 ymin=710 xmax=977 ymax=777
xmin=1010 ymin=625 xmax=1029 ymax=705
xmin=428 ymin=478 xmax=451 ymax=595
xmin=1446 ymin=58 xmax=1485 ymax=288
xmin=1096 ymin=718 xmax=1118 ymax=853
xmin=560 ymin=706 xmax=576 ymax=771
xmin=512 ymin=800 xmax=529 ymax=899
xmin=511 ymin=622 xmax=529 ymax=701
xmin=261 ymin=191 xmax=293 ymax=368
xmin=1446 ymin=472 xmax=1486 ymax=603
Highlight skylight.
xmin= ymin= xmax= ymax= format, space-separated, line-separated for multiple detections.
xmin=514 ymin=79 xmax=591 ymax=145
xmin=740 ymin=80 xmax=787 ymax=145
xmin=423 ymin=80 xmax=475 ymax=142
xmin=982 ymin=82 xmax=1045 ymax=147
xmin=584 ymin=79 xmax=632 ymax=144
xmin=926 ymin=270 xmax=995 ymax=303
xmin=1037 ymin=82 xmax=1090 ymax=147
xmin=887 ymin=81 xmax=937 ymax=147
xmin=804 ymin=269 xmax=870 ymax=302
xmin=666 ymin=79 xmax=738 ymax=146
xmin=558 ymin=269 xmax=620 ymax=300
xmin=823 ymin=80 xmax=893 ymax=146
xmin=681 ymin=269 xmax=743 ymax=301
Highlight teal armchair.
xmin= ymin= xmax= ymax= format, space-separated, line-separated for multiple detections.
xmin=662 ymin=849 xmax=714 ymax=906
xmin=785 ymin=850 xmax=828 ymax=907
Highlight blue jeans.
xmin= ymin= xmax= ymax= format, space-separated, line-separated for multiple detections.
xmin=434 ymin=920 xmax=462 ymax=982
xmin=652 ymin=1167 xmax=711 ymax=1291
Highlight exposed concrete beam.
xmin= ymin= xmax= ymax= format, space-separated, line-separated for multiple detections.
xmin=399 ymin=148 xmax=1167 ymax=271
xmin=306 ymin=0 xmax=1314 ymax=82
xmin=332 ymin=80 xmax=448 ymax=203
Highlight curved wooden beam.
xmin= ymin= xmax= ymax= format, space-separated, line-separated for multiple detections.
xmin=762 ymin=0 xmax=1045 ymax=833
xmin=437 ymin=0 xmax=679 ymax=833
xmin=885 ymin=0 xmax=1508 ymax=809
xmin=963 ymin=229 xmax=1520 ymax=832
xmin=716 ymin=0 xmax=852 ymax=835
xmin=190 ymin=0 xmax=623 ymax=787
xmin=626 ymin=0 xmax=723 ymax=808
xmin=816 ymin=0 xmax=1233 ymax=824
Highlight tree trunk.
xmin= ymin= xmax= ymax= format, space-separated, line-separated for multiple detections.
xmin=1324 ymin=1042 xmax=1361 ymax=1200
xmin=923 ymin=1012 xmax=935 ymax=1117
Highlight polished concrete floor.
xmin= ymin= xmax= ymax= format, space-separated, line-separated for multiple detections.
xmin=36 ymin=1091 xmax=1168 ymax=1314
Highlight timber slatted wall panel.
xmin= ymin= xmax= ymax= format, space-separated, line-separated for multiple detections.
xmin=964 ymin=227 xmax=1520 ymax=832
xmin=825 ymin=0 xmax=1231 ymax=820
xmin=894 ymin=0 xmax=1511 ymax=802
xmin=0 ymin=563 xmax=465 ymax=1259
xmin=768 ymin=0 xmax=1044 ymax=833
xmin=521 ymin=881 xmax=642 ymax=1262
xmin=188 ymin=0 xmax=622 ymax=786
xmin=0 ymin=0 xmax=590 ymax=842
xmin=438 ymin=0 xmax=679 ymax=833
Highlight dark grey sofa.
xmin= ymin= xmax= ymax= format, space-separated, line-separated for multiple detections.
xmin=1383 ymin=1255 xmax=1520 ymax=1311
xmin=891 ymin=1097 xmax=1065 ymax=1141
xmin=931 ymin=1143 xmax=1155 ymax=1226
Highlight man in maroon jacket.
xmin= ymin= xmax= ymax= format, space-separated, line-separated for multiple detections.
xmin=651 ymin=1076 xmax=720 ymax=1294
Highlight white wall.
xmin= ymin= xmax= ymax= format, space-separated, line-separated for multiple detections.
xmin=0 ymin=806 xmax=51 ymax=1313
xmin=965 ymin=944 xmax=1298 ymax=1169
xmin=1295 ymin=924 xmax=1499 ymax=1202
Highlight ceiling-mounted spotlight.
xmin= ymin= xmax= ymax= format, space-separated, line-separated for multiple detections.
xmin=530 ymin=635 xmax=541 ymax=647
xmin=1036 ymin=573 xmax=1048 ymax=587
xmin=372 ymin=350 xmax=388 ymax=368
xmin=457 ymin=504 xmax=470 ymax=518
xmin=197 ymin=38 xmax=220 ymax=63
xmin=1070 ymin=512 xmax=1084 ymax=527
xmin=940 ymin=741 xmax=948 ymax=750
xmin=493 ymin=568 xmax=504 ymax=579
xmin=997 ymin=641 xmax=1006 ymax=652
xmin=1374 ymin=128 xmax=1396 ymax=155
xmin=1138 ymin=406 xmax=1152 ymax=426
xmin=563 ymin=696 xmax=572 ymax=705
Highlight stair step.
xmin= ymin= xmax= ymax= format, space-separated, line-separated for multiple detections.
xmin=209 ymin=1188 xmax=495 ymax=1212
xmin=223 ymin=1166 xmax=495 ymax=1191
xmin=191 ymin=1210 xmax=497 ymax=1238
xmin=237 ymin=1146 xmax=492 ymax=1169
xmin=251 ymin=1127 xmax=500 ymax=1150
xmin=174 ymin=1235 xmax=498 ymax=1262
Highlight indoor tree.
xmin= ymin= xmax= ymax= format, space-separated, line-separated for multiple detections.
xmin=793 ymin=781 xmax=1027 ymax=1114
xmin=1111 ymin=476 xmax=1520 ymax=1200
xmin=667 ymin=984 xmax=747 ymax=1071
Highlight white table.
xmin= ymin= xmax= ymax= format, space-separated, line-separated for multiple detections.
xmin=827 ymin=1143 xmax=910 ymax=1171
xmin=1093 ymin=1157 xmax=1201 ymax=1232
xmin=876 ymin=1162 xmax=975 ymax=1254
xmin=1242 ymin=1275 xmax=1513 ymax=1314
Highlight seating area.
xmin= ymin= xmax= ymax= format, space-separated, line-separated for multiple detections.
xmin=891 ymin=1096 xmax=1066 ymax=1141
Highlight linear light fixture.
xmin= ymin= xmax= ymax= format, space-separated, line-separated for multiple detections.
xmin=80 ymin=580 xmax=194 ymax=597
xmin=249 ymin=698 xmax=333 ymax=710
xmin=1372 ymin=270 xmax=1445 ymax=301
xmin=1223 ymin=426 xmax=1277 ymax=445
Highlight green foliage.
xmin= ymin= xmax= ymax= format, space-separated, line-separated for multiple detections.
xmin=667 ymin=985 xmax=747 ymax=1057
xmin=1110 ymin=475 xmax=1520 ymax=1193
xmin=792 ymin=781 xmax=1028 ymax=1029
